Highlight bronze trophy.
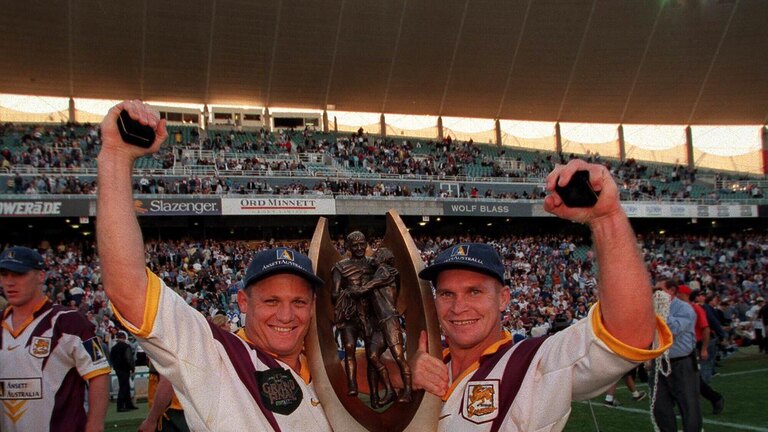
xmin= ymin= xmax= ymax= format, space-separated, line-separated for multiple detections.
xmin=307 ymin=210 xmax=441 ymax=431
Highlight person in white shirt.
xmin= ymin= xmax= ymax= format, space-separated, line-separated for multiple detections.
xmin=96 ymin=101 xmax=331 ymax=432
xmin=410 ymin=160 xmax=672 ymax=431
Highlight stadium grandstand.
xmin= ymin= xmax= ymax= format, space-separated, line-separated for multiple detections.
xmin=0 ymin=0 xmax=767 ymax=431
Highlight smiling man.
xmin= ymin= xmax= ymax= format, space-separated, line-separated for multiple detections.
xmin=410 ymin=160 xmax=673 ymax=432
xmin=96 ymin=101 xmax=331 ymax=431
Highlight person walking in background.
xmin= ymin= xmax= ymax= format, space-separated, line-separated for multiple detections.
xmin=109 ymin=331 xmax=137 ymax=412
xmin=680 ymin=286 xmax=725 ymax=415
xmin=603 ymin=368 xmax=647 ymax=407
xmin=652 ymin=279 xmax=701 ymax=432
xmin=747 ymin=297 xmax=765 ymax=353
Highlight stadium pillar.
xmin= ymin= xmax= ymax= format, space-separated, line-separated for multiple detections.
xmin=322 ymin=110 xmax=329 ymax=133
xmin=380 ymin=113 xmax=386 ymax=137
xmin=202 ymin=105 xmax=209 ymax=130
xmin=437 ymin=116 xmax=444 ymax=141
xmin=555 ymin=122 xmax=562 ymax=154
xmin=264 ymin=108 xmax=272 ymax=132
xmin=762 ymin=126 xmax=768 ymax=174
xmin=685 ymin=125 xmax=694 ymax=170
xmin=618 ymin=124 xmax=626 ymax=162
xmin=68 ymin=97 xmax=75 ymax=123
xmin=495 ymin=119 xmax=502 ymax=146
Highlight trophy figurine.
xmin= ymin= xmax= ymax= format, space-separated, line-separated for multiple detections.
xmin=307 ymin=210 xmax=441 ymax=432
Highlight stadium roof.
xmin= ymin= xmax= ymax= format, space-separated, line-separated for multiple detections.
xmin=1 ymin=0 xmax=766 ymax=125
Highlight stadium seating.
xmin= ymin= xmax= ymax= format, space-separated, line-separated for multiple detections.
xmin=1 ymin=123 xmax=765 ymax=202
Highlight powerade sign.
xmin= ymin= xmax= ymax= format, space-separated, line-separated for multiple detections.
xmin=133 ymin=198 xmax=221 ymax=216
xmin=0 ymin=199 xmax=91 ymax=217
xmin=442 ymin=201 xmax=532 ymax=217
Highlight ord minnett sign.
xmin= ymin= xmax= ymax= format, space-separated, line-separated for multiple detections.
xmin=222 ymin=197 xmax=336 ymax=215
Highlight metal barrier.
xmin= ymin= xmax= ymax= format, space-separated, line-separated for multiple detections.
xmin=108 ymin=366 xmax=150 ymax=401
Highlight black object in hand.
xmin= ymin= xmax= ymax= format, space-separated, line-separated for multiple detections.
xmin=555 ymin=170 xmax=599 ymax=208
xmin=117 ymin=110 xmax=156 ymax=148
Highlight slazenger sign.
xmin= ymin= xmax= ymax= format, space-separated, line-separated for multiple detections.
xmin=0 ymin=199 xmax=91 ymax=217
xmin=133 ymin=198 xmax=221 ymax=216
xmin=222 ymin=197 xmax=336 ymax=215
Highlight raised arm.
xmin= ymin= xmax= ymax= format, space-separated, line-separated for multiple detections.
xmin=544 ymin=159 xmax=655 ymax=349
xmin=97 ymin=100 xmax=167 ymax=326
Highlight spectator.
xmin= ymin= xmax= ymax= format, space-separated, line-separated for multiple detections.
xmin=110 ymin=331 xmax=137 ymax=412
xmin=652 ymin=279 xmax=701 ymax=432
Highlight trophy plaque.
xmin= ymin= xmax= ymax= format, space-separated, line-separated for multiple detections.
xmin=307 ymin=210 xmax=441 ymax=431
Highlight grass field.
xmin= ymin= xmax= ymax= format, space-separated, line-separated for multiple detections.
xmin=104 ymin=347 xmax=767 ymax=431
xmin=566 ymin=346 xmax=768 ymax=432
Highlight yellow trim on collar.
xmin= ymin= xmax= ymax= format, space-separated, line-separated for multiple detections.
xmin=298 ymin=354 xmax=311 ymax=385
xmin=235 ymin=328 xmax=255 ymax=345
xmin=2 ymin=298 xmax=49 ymax=338
xmin=110 ymin=268 xmax=161 ymax=338
xmin=591 ymin=302 xmax=672 ymax=362
xmin=442 ymin=331 xmax=512 ymax=402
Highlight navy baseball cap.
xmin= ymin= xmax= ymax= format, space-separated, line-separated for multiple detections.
xmin=0 ymin=246 xmax=46 ymax=273
xmin=243 ymin=247 xmax=324 ymax=290
xmin=418 ymin=243 xmax=505 ymax=284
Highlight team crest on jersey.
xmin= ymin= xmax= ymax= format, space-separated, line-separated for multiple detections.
xmin=256 ymin=367 xmax=303 ymax=415
xmin=82 ymin=337 xmax=108 ymax=365
xmin=462 ymin=380 xmax=499 ymax=424
xmin=29 ymin=337 xmax=52 ymax=358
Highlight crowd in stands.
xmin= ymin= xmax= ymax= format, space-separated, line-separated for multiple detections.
xmin=317 ymin=131 xmax=503 ymax=177
xmin=2 ymin=231 xmax=765 ymax=353
xmin=1 ymin=122 xmax=765 ymax=203
xmin=7 ymin=173 xmax=97 ymax=194
xmin=0 ymin=122 xmax=100 ymax=169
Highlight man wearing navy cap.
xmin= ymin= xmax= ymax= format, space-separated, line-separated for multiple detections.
xmin=410 ymin=160 xmax=673 ymax=431
xmin=96 ymin=102 xmax=331 ymax=431
xmin=0 ymin=246 xmax=110 ymax=431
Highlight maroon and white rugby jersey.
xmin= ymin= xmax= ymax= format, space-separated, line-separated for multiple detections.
xmin=437 ymin=305 xmax=672 ymax=432
xmin=113 ymin=270 xmax=332 ymax=432
xmin=1 ymin=300 xmax=111 ymax=432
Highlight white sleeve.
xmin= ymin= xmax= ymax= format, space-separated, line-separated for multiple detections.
xmin=111 ymin=270 xmax=225 ymax=422
xmin=534 ymin=302 xmax=672 ymax=400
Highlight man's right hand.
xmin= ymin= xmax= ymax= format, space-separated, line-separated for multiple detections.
xmin=137 ymin=419 xmax=156 ymax=432
xmin=409 ymin=331 xmax=449 ymax=397
xmin=700 ymin=347 xmax=709 ymax=361
xmin=99 ymin=100 xmax=168 ymax=162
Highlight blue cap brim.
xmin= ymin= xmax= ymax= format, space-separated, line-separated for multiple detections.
xmin=0 ymin=262 xmax=36 ymax=273
xmin=243 ymin=267 xmax=324 ymax=290
xmin=419 ymin=261 xmax=504 ymax=284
